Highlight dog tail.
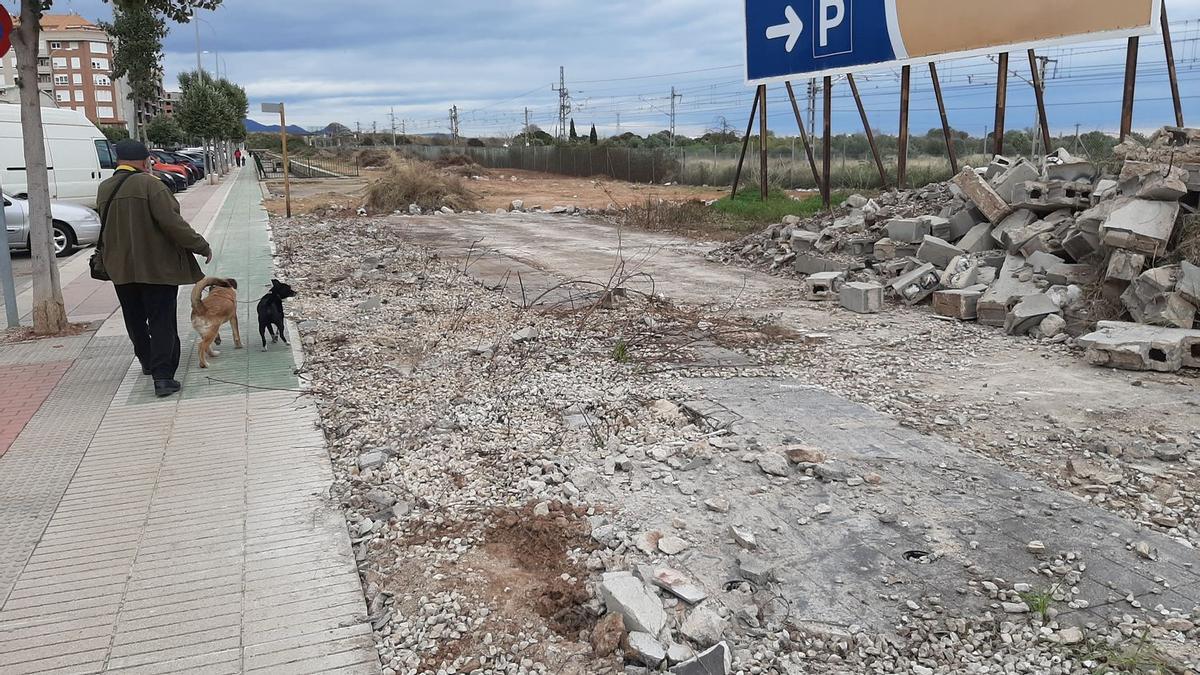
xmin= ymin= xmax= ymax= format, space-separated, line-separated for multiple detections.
xmin=191 ymin=276 xmax=232 ymax=311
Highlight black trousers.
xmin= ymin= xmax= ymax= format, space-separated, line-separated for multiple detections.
xmin=114 ymin=283 xmax=181 ymax=381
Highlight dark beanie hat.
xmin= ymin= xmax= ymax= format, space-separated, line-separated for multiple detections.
xmin=114 ymin=139 xmax=151 ymax=161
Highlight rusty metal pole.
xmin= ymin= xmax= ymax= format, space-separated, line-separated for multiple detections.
xmin=730 ymin=92 xmax=760 ymax=199
xmin=898 ymin=65 xmax=911 ymax=189
xmin=847 ymin=73 xmax=888 ymax=188
xmin=1120 ymin=37 xmax=1140 ymax=141
xmin=928 ymin=63 xmax=959 ymax=175
xmin=994 ymin=53 xmax=1009 ymax=156
xmin=1028 ymin=49 xmax=1052 ymax=156
xmin=785 ymin=81 xmax=826 ymax=202
xmin=822 ymin=76 xmax=832 ymax=209
xmin=758 ymin=84 xmax=769 ymax=201
xmin=1162 ymin=3 xmax=1185 ymax=127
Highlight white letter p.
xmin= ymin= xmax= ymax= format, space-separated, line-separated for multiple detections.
xmin=820 ymin=0 xmax=846 ymax=48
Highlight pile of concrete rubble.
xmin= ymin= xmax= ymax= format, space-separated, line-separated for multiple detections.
xmin=711 ymin=126 xmax=1200 ymax=373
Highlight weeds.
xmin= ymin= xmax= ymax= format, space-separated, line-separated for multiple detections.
xmin=712 ymin=190 xmax=848 ymax=224
xmin=612 ymin=339 xmax=630 ymax=363
xmin=1087 ymin=630 xmax=1185 ymax=674
xmin=1019 ymin=585 xmax=1059 ymax=622
xmin=364 ymin=159 xmax=479 ymax=214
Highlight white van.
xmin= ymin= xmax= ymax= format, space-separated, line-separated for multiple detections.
xmin=0 ymin=103 xmax=117 ymax=209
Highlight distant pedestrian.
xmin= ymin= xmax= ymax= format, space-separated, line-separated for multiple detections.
xmin=234 ymin=148 xmax=243 ymax=167
xmin=96 ymin=140 xmax=213 ymax=398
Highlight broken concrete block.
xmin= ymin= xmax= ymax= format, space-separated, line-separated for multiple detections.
xmin=805 ymin=271 xmax=845 ymax=301
xmin=958 ymin=223 xmax=997 ymax=254
xmin=1122 ymin=265 xmax=1182 ymax=323
xmin=949 ymin=207 xmax=985 ymax=242
xmin=671 ymin=642 xmax=732 ymax=675
xmin=954 ymin=167 xmax=1013 ymax=223
xmin=1012 ymin=180 xmax=1092 ymax=213
xmin=599 ymin=572 xmax=667 ymax=637
xmin=1046 ymin=160 xmax=1098 ymax=183
xmin=985 ymin=156 xmax=1014 ymax=180
xmin=846 ymin=237 xmax=878 ymax=256
xmin=919 ymin=215 xmax=953 ymax=240
xmin=1035 ymin=314 xmax=1067 ymax=339
xmin=626 ymin=632 xmax=668 ymax=668
xmin=1142 ymin=293 xmax=1197 ymax=329
xmin=890 ymin=263 xmax=940 ymax=305
xmin=991 ymin=158 xmax=1040 ymax=203
xmin=917 ymin=235 xmax=965 ymax=270
xmin=886 ymin=218 xmax=930 ymax=244
xmin=940 ymin=256 xmax=979 ymax=289
xmin=873 ymin=237 xmax=898 ymax=261
xmin=978 ymin=255 xmax=1039 ymax=327
xmin=790 ymin=230 xmax=821 ymax=252
xmin=1061 ymin=228 xmax=1102 ymax=263
xmin=1006 ymin=293 xmax=1062 ymax=335
xmin=839 ymin=282 xmax=884 ymax=314
xmin=651 ymin=568 xmax=707 ymax=605
xmin=993 ymin=209 xmax=1038 ymax=248
xmin=1099 ymin=199 xmax=1180 ymax=257
xmin=933 ymin=286 xmax=986 ymax=321
xmin=736 ymin=555 xmax=776 ymax=585
xmin=876 ymin=258 xmax=912 ymax=281
xmin=1078 ymin=321 xmax=1200 ymax=372
xmin=1119 ymin=161 xmax=1189 ymax=201
xmin=678 ymin=608 xmax=728 ymax=648
xmin=794 ymin=254 xmax=848 ymax=276
xmin=1179 ymin=260 xmax=1200 ymax=306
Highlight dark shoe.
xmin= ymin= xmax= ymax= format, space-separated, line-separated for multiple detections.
xmin=154 ymin=379 xmax=182 ymax=398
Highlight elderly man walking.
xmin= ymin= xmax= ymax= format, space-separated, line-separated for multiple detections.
xmin=96 ymin=140 xmax=213 ymax=398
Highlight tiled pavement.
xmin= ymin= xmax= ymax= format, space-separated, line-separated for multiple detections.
xmin=0 ymin=169 xmax=379 ymax=674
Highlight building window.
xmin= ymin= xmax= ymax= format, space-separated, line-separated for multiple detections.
xmin=95 ymin=90 xmax=113 ymax=103
xmin=91 ymin=58 xmax=109 ymax=71
xmin=73 ymin=73 xmax=83 ymax=85
xmin=37 ymin=57 xmax=50 ymax=67
xmin=39 ymin=74 xmax=52 ymax=84
xmin=49 ymin=41 xmax=63 ymax=50
xmin=74 ymin=90 xmax=84 ymax=102
xmin=69 ymin=42 xmax=78 ymax=49
xmin=89 ymin=42 xmax=108 ymax=54
xmin=52 ymin=57 xmax=68 ymax=69
xmin=55 ymin=90 xmax=71 ymax=103
xmin=93 ymin=74 xmax=111 ymax=86
xmin=97 ymin=106 xmax=115 ymax=120
xmin=53 ymin=74 xmax=69 ymax=85
xmin=71 ymin=57 xmax=81 ymax=69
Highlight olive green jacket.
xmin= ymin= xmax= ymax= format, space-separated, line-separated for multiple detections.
xmin=97 ymin=168 xmax=212 ymax=286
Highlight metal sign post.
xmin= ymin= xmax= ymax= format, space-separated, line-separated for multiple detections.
xmin=262 ymin=102 xmax=291 ymax=217
xmin=0 ymin=14 xmax=19 ymax=328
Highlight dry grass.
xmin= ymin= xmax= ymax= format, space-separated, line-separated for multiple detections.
xmin=1171 ymin=214 xmax=1200 ymax=265
xmin=364 ymin=158 xmax=480 ymax=214
xmin=356 ymin=147 xmax=395 ymax=168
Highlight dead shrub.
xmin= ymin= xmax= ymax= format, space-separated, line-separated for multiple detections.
xmin=615 ymin=198 xmax=713 ymax=235
xmin=1171 ymin=214 xmax=1200 ymax=265
xmin=364 ymin=159 xmax=479 ymax=214
xmin=435 ymin=153 xmax=476 ymax=168
xmin=357 ymin=147 xmax=395 ymax=168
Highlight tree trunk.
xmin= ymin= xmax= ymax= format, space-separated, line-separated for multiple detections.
xmin=13 ymin=2 xmax=68 ymax=335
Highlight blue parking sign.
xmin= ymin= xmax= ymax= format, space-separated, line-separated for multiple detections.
xmin=745 ymin=0 xmax=896 ymax=84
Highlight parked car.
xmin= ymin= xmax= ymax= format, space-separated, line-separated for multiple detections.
xmin=164 ymin=152 xmax=204 ymax=180
xmin=149 ymin=156 xmax=190 ymax=189
xmin=1 ymin=104 xmax=117 ymax=209
xmin=4 ymin=192 xmax=102 ymax=257
xmin=152 ymin=168 xmax=187 ymax=193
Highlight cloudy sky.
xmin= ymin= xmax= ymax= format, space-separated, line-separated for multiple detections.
xmin=8 ymin=0 xmax=1200 ymax=138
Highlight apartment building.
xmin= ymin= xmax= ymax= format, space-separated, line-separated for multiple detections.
xmin=0 ymin=12 xmax=163 ymax=135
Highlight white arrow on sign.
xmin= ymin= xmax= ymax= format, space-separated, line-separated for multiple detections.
xmin=765 ymin=5 xmax=804 ymax=53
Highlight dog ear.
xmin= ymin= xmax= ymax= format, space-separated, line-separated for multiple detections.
xmin=227 ymin=279 xmax=239 ymax=289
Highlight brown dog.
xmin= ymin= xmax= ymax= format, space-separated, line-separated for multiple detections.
xmin=191 ymin=276 xmax=242 ymax=368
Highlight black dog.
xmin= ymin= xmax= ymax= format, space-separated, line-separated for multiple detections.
xmin=257 ymin=279 xmax=297 ymax=351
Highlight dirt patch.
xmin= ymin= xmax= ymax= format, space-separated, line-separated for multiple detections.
xmin=470 ymin=169 xmax=728 ymax=212
xmin=0 ymin=322 xmax=92 ymax=344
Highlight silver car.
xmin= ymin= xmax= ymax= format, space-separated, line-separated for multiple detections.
xmin=4 ymin=193 xmax=102 ymax=257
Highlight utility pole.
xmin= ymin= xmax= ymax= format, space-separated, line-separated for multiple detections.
xmin=552 ymin=66 xmax=571 ymax=142
xmin=523 ymin=107 xmax=530 ymax=146
xmin=449 ymin=106 xmax=460 ymax=146
xmin=669 ymin=86 xmax=683 ymax=150
xmin=1031 ymin=55 xmax=1057 ymax=157
xmin=389 ymin=108 xmax=397 ymax=146
xmin=807 ymin=79 xmax=817 ymax=140
xmin=616 ymin=112 xmax=621 ymax=135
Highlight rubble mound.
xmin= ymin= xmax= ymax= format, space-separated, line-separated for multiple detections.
xmin=710 ymin=132 xmax=1200 ymax=373
xmin=364 ymin=158 xmax=479 ymax=214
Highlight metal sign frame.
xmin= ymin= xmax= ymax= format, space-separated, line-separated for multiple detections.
xmin=744 ymin=0 xmax=1163 ymax=85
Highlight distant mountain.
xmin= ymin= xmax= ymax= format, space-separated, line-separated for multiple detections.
xmin=243 ymin=118 xmax=310 ymax=135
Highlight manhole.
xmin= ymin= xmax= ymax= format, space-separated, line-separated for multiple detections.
xmin=904 ymin=550 xmax=933 ymax=564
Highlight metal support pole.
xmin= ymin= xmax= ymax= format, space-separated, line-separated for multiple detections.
xmin=822 ymin=76 xmax=832 ymax=209
xmin=1028 ymin=50 xmax=1052 ymax=156
xmin=1162 ymin=3 xmax=1184 ymax=128
xmin=1120 ymin=37 xmax=1139 ymax=141
xmin=280 ymin=104 xmax=292 ymax=218
xmin=928 ymin=63 xmax=958 ymax=175
xmin=785 ymin=81 xmax=826 ymax=201
xmin=994 ymin=53 xmax=1009 ymax=156
xmin=758 ymin=84 xmax=769 ymax=201
xmin=846 ymin=73 xmax=887 ymax=189
xmin=731 ymin=92 xmax=760 ymax=200
xmin=0 ymin=181 xmax=19 ymax=328
xmin=898 ymin=65 xmax=911 ymax=189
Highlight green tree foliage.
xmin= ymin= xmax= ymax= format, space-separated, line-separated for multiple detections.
xmin=100 ymin=124 xmax=130 ymax=141
xmin=102 ymin=2 xmax=168 ymax=140
xmin=145 ymin=114 xmax=186 ymax=146
xmin=175 ymin=71 xmax=226 ymax=142
xmin=213 ymin=78 xmax=248 ymax=142
xmin=589 ymin=124 xmax=598 ymax=146
xmin=569 ymin=119 xmax=578 ymax=142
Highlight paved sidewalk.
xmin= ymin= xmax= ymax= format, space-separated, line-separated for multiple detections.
xmin=0 ymin=169 xmax=380 ymax=674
